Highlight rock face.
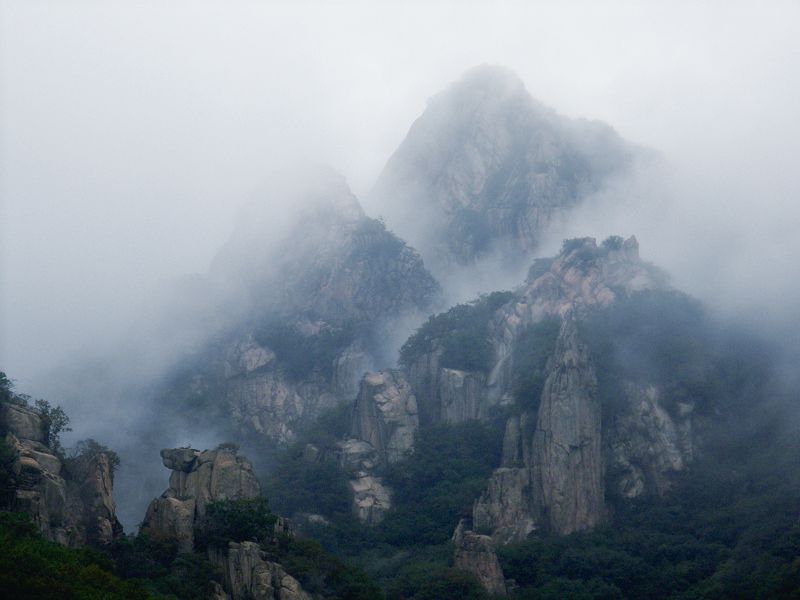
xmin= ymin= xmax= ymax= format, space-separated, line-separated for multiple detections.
xmin=335 ymin=370 xmax=420 ymax=523
xmin=470 ymin=239 xmax=696 ymax=543
xmin=453 ymin=519 xmax=508 ymax=596
xmin=406 ymin=350 xmax=497 ymax=427
xmin=530 ymin=316 xmax=604 ymax=534
xmin=0 ymin=400 xmax=122 ymax=547
xmin=608 ymin=384 xmax=695 ymax=498
xmin=475 ymin=317 xmax=604 ymax=540
xmin=350 ymin=370 xmax=419 ymax=465
xmin=371 ymin=65 xmax=637 ymax=275
xmin=208 ymin=541 xmax=310 ymax=600
xmin=143 ymin=446 xmax=312 ymax=600
xmin=141 ymin=447 xmax=261 ymax=551
xmin=393 ymin=237 xmax=698 ymax=543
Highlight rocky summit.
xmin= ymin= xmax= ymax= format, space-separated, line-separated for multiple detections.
xmin=371 ymin=65 xmax=637 ymax=274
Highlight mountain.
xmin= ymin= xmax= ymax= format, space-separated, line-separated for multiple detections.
xmin=157 ymin=166 xmax=439 ymax=444
xmin=267 ymin=236 xmax=788 ymax=597
xmin=371 ymin=65 xmax=638 ymax=278
xmin=5 ymin=66 xmax=799 ymax=599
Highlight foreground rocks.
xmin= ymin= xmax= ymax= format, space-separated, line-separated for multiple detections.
xmin=0 ymin=400 xmax=122 ymax=547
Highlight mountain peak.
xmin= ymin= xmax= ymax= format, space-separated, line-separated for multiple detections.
xmin=433 ymin=64 xmax=528 ymax=107
xmin=371 ymin=66 xmax=637 ymax=276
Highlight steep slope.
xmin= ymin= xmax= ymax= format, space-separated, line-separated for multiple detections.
xmin=161 ymin=166 xmax=439 ymax=444
xmin=371 ymin=65 xmax=637 ymax=276
xmin=337 ymin=237 xmax=677 ymax=533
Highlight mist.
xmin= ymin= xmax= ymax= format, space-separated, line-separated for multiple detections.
xmin=3 ymin=2 xmax=800 ymax=529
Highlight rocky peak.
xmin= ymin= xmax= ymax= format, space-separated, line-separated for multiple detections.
xmin=371 ymin=65 xmax=636 ymax=273
xmin=141 ymin=445 xmax=261 ymax=552
xmin=518 ymin=235 xmax=663 ymax=318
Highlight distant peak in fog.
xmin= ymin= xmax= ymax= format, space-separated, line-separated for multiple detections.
xmin=371 ymin=64 xmax=637 ymax=297
xmin=435 ymin=63 xmax=529 ymax=106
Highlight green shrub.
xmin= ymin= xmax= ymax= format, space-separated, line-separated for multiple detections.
xmin=0 ymin=511 xmax=150 ymax=599
xmin=255 ymin=320 xmax=356 ymax=381
xmin=68 ymin=438 xmax=121 ymax=479
xmin=0 ymin=439 xmax=17 ymax=509
xmin=271 ymin=537 xmax=384 ymax=600
xmin=34 ymin=399 xmax=71 ymax=455
xmin=601 ymin=236 xmax=624 ymax=251
xmin=399 ymin=291 xmax=514 ymax=371
xmin=387 ymin=565 xmax=489 ymax=600
xmin=378 ymin=421 xmax=503 ymax=546
xmin=510 ymin=316 xmax=561 ymax=413
xmin=194 ymin=497 xmax=277 ymax=550
xmin=526 ymin=257 xmax=554 ymax=282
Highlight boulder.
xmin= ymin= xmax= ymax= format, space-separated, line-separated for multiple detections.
xmin=141 ymin=446 xmax=261 ymax=552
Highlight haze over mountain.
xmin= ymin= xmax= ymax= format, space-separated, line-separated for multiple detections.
xmin=3 ymin=4 xmax=800 ymax=597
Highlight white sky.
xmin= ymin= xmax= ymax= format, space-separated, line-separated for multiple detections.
xmin=2 ymin=0 xmax=800 ymax=387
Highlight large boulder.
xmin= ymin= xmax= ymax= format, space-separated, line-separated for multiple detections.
xmin=141 ymin=446 xmax=261 ymax=551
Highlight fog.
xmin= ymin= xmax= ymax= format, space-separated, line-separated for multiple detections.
xmin=2 ymin=2 xmax=800 ymax=457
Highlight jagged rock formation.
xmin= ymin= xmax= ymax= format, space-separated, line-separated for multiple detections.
xmin=350 ymin=370 xmax=419 ymax=465
xmin=141 ymin=446 xmax=261 ymax=551
xmin=453 ymin=519 xmax=508 ymax=596
xmin=532 ymin=316 xmax=604 ymax=534
xmin=395 ymin=237 xmax=699 ymax=542
xmin=142 ymin=446 xmax=312 ymax=600
xmin=407 ymin=356 xmax=492 ymax=425
xmin=0 ymin=400 xmax=122 ymax=547
xmin=472 ymin=239 xmax=696 ymax=542
xmin=333 ymin=370 xmax=420 ymax=523
xmin=208 ymin=541 xmax=310 ymax=600
xmin=371 ymin=65 xmax=637 ymax=275
xmin=163 ymin=167 xmax=439 ymax=445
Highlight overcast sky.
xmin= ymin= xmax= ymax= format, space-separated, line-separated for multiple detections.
xmin=2 ymin=1 xmax=800 ymax=389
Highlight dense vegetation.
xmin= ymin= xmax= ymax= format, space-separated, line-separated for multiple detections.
xmin=499 ymin=421 xmax=800 ymax=599
xmin=255 ymin=320 xmax=356 ymax=381
xmin=510 ymin=316 xmax=561 ymax=413
xmin=264 ymin=414 xmax=504 ymax=598
xmin=195 ymin=496 xmax=381 ymax=600
xmin=399 ymin=291 xmax=514 ymax=372
xmin=580 ymin=290 xmax=771 ymax=420
xmin=0 ymin=511 xmax=150 ymax=600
